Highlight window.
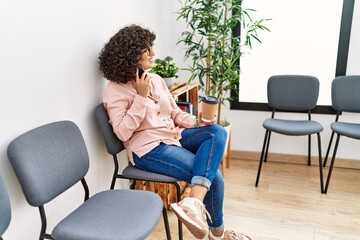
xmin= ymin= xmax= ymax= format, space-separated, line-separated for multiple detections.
xmin=231 ymin=0 xmax=355 ymax=114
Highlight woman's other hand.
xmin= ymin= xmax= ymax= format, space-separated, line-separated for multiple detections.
xmin=197 ymin=112 xmax=216 ymax=127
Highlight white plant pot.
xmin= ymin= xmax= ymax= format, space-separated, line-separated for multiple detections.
xmin=220 ymin=120 xmax=231 ymax=153
xmin=163 ymin=77 xmax=176 ymax=88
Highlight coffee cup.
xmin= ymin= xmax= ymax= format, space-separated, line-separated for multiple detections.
xmin=201 ymin=95 xmax=219 ymax=123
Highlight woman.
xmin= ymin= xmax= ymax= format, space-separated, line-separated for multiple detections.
xmin=98 ymin=24 xmax=251 ymax=240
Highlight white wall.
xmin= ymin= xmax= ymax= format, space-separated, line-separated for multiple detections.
xmin=0 ymin=0 xmax=183 ymax=239
xmin=0 ymin=0 xmax=359 ymax=239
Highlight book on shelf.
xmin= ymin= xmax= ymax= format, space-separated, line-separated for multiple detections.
xmin=178 ymin=105 xmax=188 ymax=112
xmin=176 ymin=101 xmax=194 ymax=115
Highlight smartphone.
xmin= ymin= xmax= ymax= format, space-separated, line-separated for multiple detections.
xmin=137 ymin=65 xmax=146 ymax=79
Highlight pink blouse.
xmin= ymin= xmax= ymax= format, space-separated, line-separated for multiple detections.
xmin=103 ymin=73 xmax=196 ymax=165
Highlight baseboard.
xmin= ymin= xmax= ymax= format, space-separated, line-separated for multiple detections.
xmin=230 ymin=150 xmax=360 ymax=170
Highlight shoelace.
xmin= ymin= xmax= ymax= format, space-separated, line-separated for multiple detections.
xmin=195 ymin=200 xmax=212 ymax=223
xmin=224 ymin=230 xmax=245 ymax=240
xmin=209 ymin=229 xmax=250 ymax=240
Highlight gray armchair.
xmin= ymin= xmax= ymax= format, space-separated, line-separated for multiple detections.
xmin=255 ymin=75 xmax=324 ymax=193
xmin=0 ymin=175 xmax=11 ymax=240
xmin=323 ymin=75 xmax=360 ymax=193
xmin=7 ymin=120 xmax=164 ymax=240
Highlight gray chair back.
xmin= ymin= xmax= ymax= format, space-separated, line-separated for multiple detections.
xmin=0 ymin=175 xmax=11 ymax=238
xmin=267 ymin=75 xmax=320 ymax=111
xmin=95 ymin=103 xmax=125 ymax=155
xmin=332 ymin=75 xmax=360 ymax=113
xmin=7 ymin=121 xmax=89 ymax=206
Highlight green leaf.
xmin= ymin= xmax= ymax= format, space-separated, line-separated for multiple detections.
xmin=176 ymin=0 xmax=271 ymax=120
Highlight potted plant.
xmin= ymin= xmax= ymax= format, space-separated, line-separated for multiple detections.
xmin=150 ymin=56 xmax=180 ymax=88
xmin=177 ymin=0 xmax=270 ymax=124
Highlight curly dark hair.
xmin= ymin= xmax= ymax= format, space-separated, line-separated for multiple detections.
xmin=98 ymin=24 xmax=156 ymax=83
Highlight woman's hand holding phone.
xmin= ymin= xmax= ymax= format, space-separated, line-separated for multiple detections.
xmin=135 ymin=67 xmax=151 ymax=98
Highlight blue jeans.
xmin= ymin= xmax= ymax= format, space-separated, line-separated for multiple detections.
xmin=133 ymin=124 xmax=227 ymax=230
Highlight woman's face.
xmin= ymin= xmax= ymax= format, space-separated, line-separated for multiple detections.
xmin=138 ymin=47 xmax=155 ymax=70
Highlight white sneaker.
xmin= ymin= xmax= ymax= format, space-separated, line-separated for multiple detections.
xmin=170 ymin=197 xmax=211 ymax=239
xmin=208 ymin=229 xmax=252 ymax=240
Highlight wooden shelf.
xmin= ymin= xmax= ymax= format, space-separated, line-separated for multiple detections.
xmin=170 ymin=82 xmax=198 ymax=116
